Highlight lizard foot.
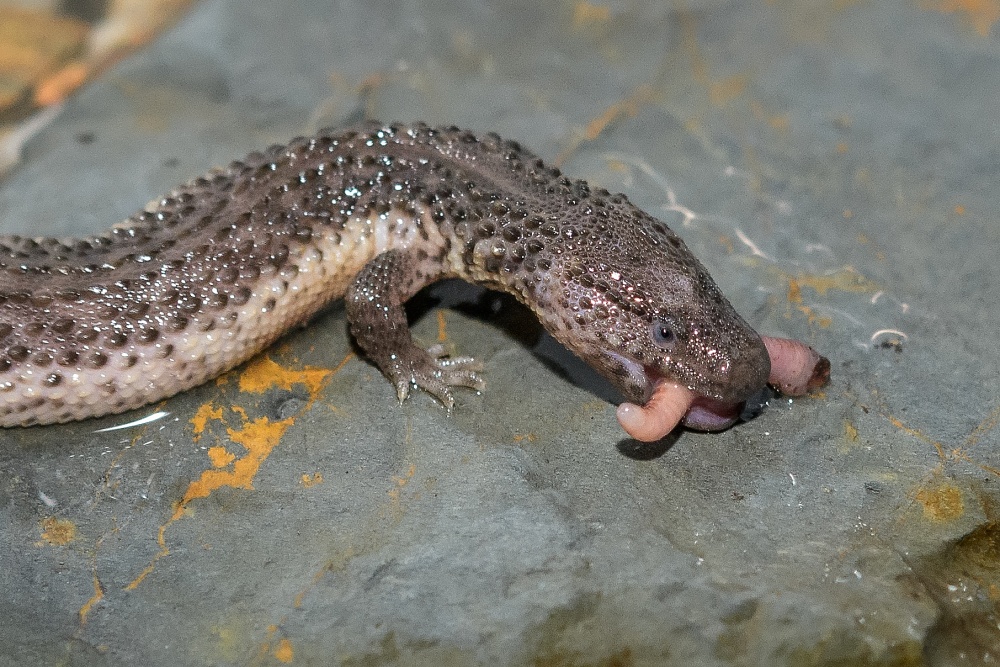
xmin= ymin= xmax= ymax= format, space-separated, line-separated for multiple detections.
xmin=391 ymin=344 xmax=485 ymax=412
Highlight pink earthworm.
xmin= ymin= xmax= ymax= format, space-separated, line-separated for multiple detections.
xmin=616 ymin=336 xmax=830 ymax=442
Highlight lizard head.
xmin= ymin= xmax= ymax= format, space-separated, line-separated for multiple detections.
xmin=532 ymin=194 xmax=771 ymax=431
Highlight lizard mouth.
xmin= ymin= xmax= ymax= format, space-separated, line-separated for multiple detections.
xmin=640 ymin=360 xmax=746 ymax=432
xmin=603 ymin=350 xmax=752 ymax=439
xmin=681 ymin=392 xmax=744 ymax=432
xmin=615 ymin=336 xmax=831 ymax=442
xmin=615 ymin=375 xmax=747 ymax=442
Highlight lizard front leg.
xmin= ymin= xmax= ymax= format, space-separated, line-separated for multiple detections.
xmin=346 ymin=249 xmax=485 ymax=411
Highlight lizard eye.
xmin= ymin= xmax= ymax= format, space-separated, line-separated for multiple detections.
xmin=650 ymin=318 xmax=677 ymax=350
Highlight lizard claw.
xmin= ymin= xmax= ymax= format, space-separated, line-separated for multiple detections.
xmin=391 ymin=344 xmax=485 ymax=412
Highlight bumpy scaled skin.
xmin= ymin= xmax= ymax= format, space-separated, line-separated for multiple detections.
xmin=0 ymin=122 xmax=773 ymax=428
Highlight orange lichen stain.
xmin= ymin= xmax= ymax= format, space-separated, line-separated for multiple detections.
xmin=842 ymin=209 xmax=854 ymax=219
xmin=921 ymin=0 xmax=1000 ymax=35
xmin=290 ymin=553 xmax=349 ymax=610
xmin=954 ymin=204 xmax=966 ymax=215
xmin=127 ymin=554 xmax=156 ymax=590
xmin=128 ymin=416 xmax=294 ymax=590
xmin=708 ymin=74 xmax=747 ymax=107
xmin=953 ymin=449 xmax=1000 ymax=479
xmin=293 ymin=589 xmax=307 ymax=609
xmin=965 ymin=404 xmax=1000 ymax=448
xmin=274 ymin=638 xmax=294 ymax=663
xmin=836 ymin=141 xmax=849 ymax=154
xmin=678 ymin=9 xmax=709 ymax=81
xmin=677 ymin=8 xmax=755 ymax=111
xmin=386 ymin=463 xmax=418 ymax=505
xmin=392 ymin=464 xmax=417 ymax=490
xmin=258 ymin=625 xmax=296 ymax=664
xmin=357 ymin=70 xmax=389 ymax=94
xmin=191 ymin=403 xmax=224 ymax=443
xmin=78 ymin=571 xmax=104 ymax=626
xmin=605 ymin=158 xmax=629 ymax=174
xmin=914 ymin=482 xmax=965 ymax=522
xmin=513 ymin=433 xmax=539 ymax=443
xmin=300 ymin=472 xmax=324 ymax=487
xmin=785 ymin=268 xmax=879 ymax=299
xmin=784 ymin=271 xmax=872 ymax=327
xmin=853 ymin=164 xmax=874 ymax=183
xmin=844 ymin=420 xmax=858 ymax=442
xmin=209 ymin=621 xmax=248 ymax=664
xmin=34 ymin=61 xmax=90 ymax=106
xmin=555 ymin=84 xmax=657 ymax=166
xmin=768 ymin=114 xmax=790 ymax=131
xmin=748 ymin=101 xmax=789 ymax=132
xmin=207 ymin=446 xmax=236 ymax=468
xmin=190 ymin=418 xmax=292 ymax=502
xmin=838 ymin=420 xmax=860 ymax=454
xmin=787 ymin=280 xmax=804 ymax=305
xmin=331 ymin=352 xmax=356 ymax=375
xmin=928 ymin=406 xmax=1000 ymax=479
xmin=887 ymin=415 xmax=948 ymax=460
xmin=257 ymin=625 xmax=278 ymax=663
xmin=803 ymin=310 xmax=832 ymax=328
xmin=39 ymin=516 xmax=77 ymax=545
xmin=572 ymin=1 xmax=611 ymax=28
xmin=589 ymin=84 xmax=656 ymax=140
xmin=238 ymin=355 xmax=332 ymax=396
xmin=437 ymin=309 xmax=449 ymax=342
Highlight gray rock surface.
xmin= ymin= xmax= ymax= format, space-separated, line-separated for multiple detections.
xmin=2 ymin=0 xmax=999 ymax=664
